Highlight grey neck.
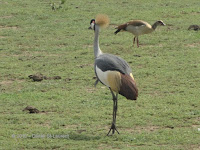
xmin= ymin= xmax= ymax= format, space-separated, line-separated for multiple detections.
xmin=94 ymin=25 xmax=102 ymax=58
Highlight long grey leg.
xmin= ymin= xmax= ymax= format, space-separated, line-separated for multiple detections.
xmin=107 ymin=88 xmax=120 ymax=136
xmin=94 ymin=79 xmax=99 ymax=87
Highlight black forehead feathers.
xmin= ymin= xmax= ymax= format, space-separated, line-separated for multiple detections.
xmin=90 ymin=19 xmax=95 ymax=24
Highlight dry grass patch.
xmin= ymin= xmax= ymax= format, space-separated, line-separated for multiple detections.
xmin=0 ymin=25 xmax=18 ymax=30
xmin=85 ymin=87 xmax=96 ymax=93
xmin=0 ymin=15 xmax=13 ymax=19
xmin=124 ymin=125 xmax=161 ymax=133
xmin=185 ymin=42 xmax=200 ymax=48
xmin=0 ymin=36 xmax=6 ymax=38
xmin=0 ymin=80 xmax=13 ymax=86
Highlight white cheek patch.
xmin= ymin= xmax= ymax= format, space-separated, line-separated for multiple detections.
xmin=95 ymin=66 xmax=110 ymax=87
xmin=91 ymin=23 xmax=95 ymax=29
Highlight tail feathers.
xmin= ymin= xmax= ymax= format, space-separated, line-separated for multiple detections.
xmin=119 ymin=74 xmax=138 ymax=100
xmin=114 ymin=29 xmax=121 ymax=35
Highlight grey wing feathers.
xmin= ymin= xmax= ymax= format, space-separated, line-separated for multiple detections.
xmin=95 ymin=54 xmax=132 ymax=75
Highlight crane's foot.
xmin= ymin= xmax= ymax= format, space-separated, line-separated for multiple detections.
xmin=107 ymin=123 xmax=120 ymax=136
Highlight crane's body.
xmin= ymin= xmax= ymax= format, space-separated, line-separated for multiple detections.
xmin=115 ymin=20 xmax=165 ymax=47
xmin=89 ymin=15 xmax=138 ymax=135
xmin=95 ymin=53 xmax=137 ymax=100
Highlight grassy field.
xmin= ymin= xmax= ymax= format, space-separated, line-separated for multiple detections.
xmin=0 ymin=0 xmax=200 ymax=149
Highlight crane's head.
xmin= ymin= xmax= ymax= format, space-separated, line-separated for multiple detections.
xmin=88 ymin=19 xmax=95 ymax=30
xmin=88 ymin=14 xmax=110 ymax=31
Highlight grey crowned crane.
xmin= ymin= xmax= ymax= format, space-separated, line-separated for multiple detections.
xmin=88 ymin=14 xmax=138 ymax=135
xmin=114 ymin=20 xmax=166 ymax=47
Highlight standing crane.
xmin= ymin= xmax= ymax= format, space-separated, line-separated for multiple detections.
xmin=114 ymin=20 xmax=165 ymax=47
xmin=88 ymin=14 xmax=138 ymax=135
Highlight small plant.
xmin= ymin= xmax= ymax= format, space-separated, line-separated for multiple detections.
xmin=50 ymin=0 xmax=66 ymax=11
xmin=61 ymin=0 xmax=66 ymax=5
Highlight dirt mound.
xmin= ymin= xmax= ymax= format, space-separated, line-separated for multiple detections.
xmin=23 ymin=106 xmax=40 ymax=113
xmin=28 ymin=73 xmax=61 ymax=82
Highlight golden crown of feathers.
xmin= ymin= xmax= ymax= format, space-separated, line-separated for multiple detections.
xmin=95 ymin=14 xmax=110 ymax=28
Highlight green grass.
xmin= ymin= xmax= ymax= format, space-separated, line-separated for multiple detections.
xmin=0 ymin=0 xmax=200 ymax=149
